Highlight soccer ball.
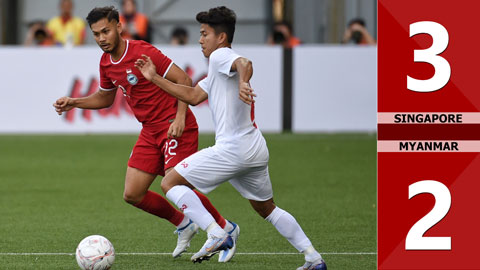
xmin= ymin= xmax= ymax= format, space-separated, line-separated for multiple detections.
xmin=75 ymin=235 xmax=115 ymax=270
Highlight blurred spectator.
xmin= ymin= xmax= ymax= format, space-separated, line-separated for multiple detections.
xmin=342 ymin=18 xmax=376 ymax=45
xmin=120 ymin=0 xmax=151 ymax=42
xmin=268 ymin=21 xmax=301 ymax=48
xmin=24 ymin=21 xmax=54 ymax=46
xmin=170 ymin=26 xmax=189 ymax=45
xmin=46 ymin=0 xmax=86 ymax=46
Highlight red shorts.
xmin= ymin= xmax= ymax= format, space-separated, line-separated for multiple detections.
xmin=128 ymin=122 xmax=198 ymax=176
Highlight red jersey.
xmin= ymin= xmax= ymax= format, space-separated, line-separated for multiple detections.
xmin=99 ymin=39 xmax=195 ymax=126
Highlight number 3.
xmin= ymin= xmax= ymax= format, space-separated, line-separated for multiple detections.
xmin=406 ymin=180 xmax=451 ymax=250
xmin=407 ymin=21 xmax=451 ymax=92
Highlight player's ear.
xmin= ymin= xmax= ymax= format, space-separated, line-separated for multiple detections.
xmin=117 ymin=21 xmax=123 ymax=34
xmin=218 ymin=32 xmax=227 ymax=45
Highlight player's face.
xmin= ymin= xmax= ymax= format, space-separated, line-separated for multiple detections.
xmin=199 ymin=24 xmax=222 ymax=58
xmin=91 ymin=18 xmax=121 ymax=53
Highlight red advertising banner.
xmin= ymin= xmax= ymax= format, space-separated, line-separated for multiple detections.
xmin=378 ymin=0 xmax=480 ymax=269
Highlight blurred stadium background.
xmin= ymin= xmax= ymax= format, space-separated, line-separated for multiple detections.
xmin=2 ymin=0 xmax=376 ymax=45
xmin=0 ymin=0 xmax=377 ymax=269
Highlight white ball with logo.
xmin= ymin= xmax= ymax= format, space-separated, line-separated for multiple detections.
xmin=75 ymin=235 xmax=115 ymax=270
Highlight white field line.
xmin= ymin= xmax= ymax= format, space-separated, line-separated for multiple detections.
xmin=0 ymin=252 xmax=376 ymax=256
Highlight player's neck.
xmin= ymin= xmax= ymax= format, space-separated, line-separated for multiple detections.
xmin=111 ymin=39 xmax=126 ymax=61
xmin=215 ymin=43 xmax=231 ymax=51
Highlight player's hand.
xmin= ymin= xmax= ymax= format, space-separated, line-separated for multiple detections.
xmin=239 ymin=82 xmax=256 ymax=105
xmin=53 ymin=96 xmax=74 ymax=115
xmin=134 ymin=54 xmax=157 ymax=81
xmin=167 ymin=118 xmax=185 ymax=139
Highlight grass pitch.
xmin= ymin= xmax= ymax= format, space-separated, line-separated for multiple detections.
xmin=0 ymin=133 xmax=376 ymax=269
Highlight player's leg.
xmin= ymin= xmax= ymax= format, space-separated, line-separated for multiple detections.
xmin=191 ymin=185 xmax=238 ymax=263
xmin=250 ymin=199 xmax=326 ymax=270
xmin=124 ymin=166 xmax=186 ymax=226
xmin=231 ymin=165 xmax=326 ymax=270
xmin=162 ymin=126 xmax=229 ymax=230
xmin=162 ymin=128 xmax=236 ymax=257
xmin=126 ymin=129 xmax=189 ymax=227
xmin=124 ymin=166 xmax=199 ymax=257
xmin=163 ymin=147 xmax=237 ymax=262
xmin=193 ymin=189 xmax=227 ymax=228
xmin=165 ymin=166 xmax=227 ymax=229
xmin=163 ymin=169 xmax=233 ymax=262
xmin=163 ymin=166 xmax=236 ymax=263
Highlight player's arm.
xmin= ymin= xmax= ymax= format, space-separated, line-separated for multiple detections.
xmin=164 ymin=64 xmax=192 ymax=138
xmin=135 ymin=55 xmax=207 ymax=106
xmin=53 ymin=89 xmax=117 ymax=115
xmin=231 ymin=57 xmax=256 ymax=105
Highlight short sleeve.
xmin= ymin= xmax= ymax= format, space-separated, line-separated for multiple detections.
xmin=211 ymin=48 xmax=241 ymax=77
xmin=197 ymin=77 xmax=210 ymax=95
xmin=99 ymin=62 xmax=115 ymax=91
xmin=146 ymin=44 xmax=173 ymax=78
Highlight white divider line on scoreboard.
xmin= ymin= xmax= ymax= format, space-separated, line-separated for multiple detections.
xmin=0 ymin=252 xmax=377 ymax=256
xmin=377 ymin=112 xmax=480 ymax=124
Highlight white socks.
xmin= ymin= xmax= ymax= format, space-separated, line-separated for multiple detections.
xmin=265 ymin=207 xmax=322 ymax=261
xmin=167 ymin=186 xmax=322 ymax=261
xmin=206 ymin=222 xmax=227 ymax=238
xmin=223 ymin=220 xmax=234 ymax=233
xmin=166 ymin=185 xmax=216 ymax=231
xmin=303 ymin=245 xmax=322 ymax=262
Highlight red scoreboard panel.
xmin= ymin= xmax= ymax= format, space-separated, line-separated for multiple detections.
xmin=378 ymin=0 xmax=480 ymax=269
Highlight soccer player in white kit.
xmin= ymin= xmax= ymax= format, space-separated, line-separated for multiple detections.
xmin=134 ymin=6 xmax=327 ymax=269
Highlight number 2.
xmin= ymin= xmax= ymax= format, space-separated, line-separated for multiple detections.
xmin=164 ymin=139 xmax=178 ymax=156
xmin=407 ymin=21 xmax=451 ymax=92
xmin=406 ymin=180 xmax=451 ymax=250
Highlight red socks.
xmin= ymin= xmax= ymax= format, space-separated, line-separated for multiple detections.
xmin=134 ymin=190 xmax=184 ymax=226
xmin=134 ymin=189 xmax=227 ymax=229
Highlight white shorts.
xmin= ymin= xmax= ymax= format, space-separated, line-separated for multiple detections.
xmin=174 ymin=145 xmax=273 ymax=201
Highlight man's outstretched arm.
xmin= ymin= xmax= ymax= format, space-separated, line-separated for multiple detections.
xmin=135 ymin=54 xmax=208 ymax=106
xmin=53 ymin=89 xmax=117 ymax=115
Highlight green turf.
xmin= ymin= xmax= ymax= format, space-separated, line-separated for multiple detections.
xmin=0 ymin=133 xmax=376 ymax=269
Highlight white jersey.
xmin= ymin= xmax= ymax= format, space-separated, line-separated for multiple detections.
xmin=198 ymin=47 xmax=267 ymax=166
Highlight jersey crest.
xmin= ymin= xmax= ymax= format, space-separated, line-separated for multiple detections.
xmin=126 ymin=69 xmax=138 ymax=85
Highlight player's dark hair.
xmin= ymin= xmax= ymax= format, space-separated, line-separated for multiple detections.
xmin=196 ymin=6 xmax=236 ymax=43
xmin=86 ymin=6 xmax=119 ymax=27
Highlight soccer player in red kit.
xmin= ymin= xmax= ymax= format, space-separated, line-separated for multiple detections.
xmin=53 ymin=6 xmax=239 ymax=260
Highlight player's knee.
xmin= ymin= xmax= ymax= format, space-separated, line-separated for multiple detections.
xmin=252 ymin=201 xmax=276 ymax=218
xmin=255 ymin=208 xmax=272 ymax=218
xmin=160 ymin=177 xmax=172 ymax=194
xmin=123 ymin=190 xmax=142 ymax=205
xmin=161 ymin=170 xmax=190 ymax=194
